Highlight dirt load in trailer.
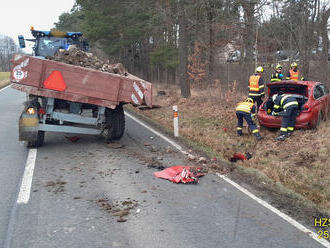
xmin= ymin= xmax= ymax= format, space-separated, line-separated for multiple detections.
xmin=10 ymin=53 xmax=152 ymax=147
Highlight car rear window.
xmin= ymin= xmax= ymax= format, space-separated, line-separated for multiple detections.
xmin=268 ymin=84 xmax=308 ymax=97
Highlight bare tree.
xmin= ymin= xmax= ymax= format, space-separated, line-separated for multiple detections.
xmin=178 ymin=0 xmax=191 ymax=98
xmin=0 ymin=35 xmax=18 ymax=71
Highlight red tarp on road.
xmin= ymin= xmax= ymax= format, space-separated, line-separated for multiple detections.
xmin=154 ymin=166 xmax=205 ymax=184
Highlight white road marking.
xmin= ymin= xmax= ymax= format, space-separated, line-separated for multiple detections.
xmin=217 ymin=173 xmax=330 ymax=248
xmin=0 ymin=84 xmax=11 ymax=92
xmin=125 ymin=111 xmax=330 ymax=248
xmin=17 ymin=149 xmax=37 ymax=204
xmin=125 ymin=112 xmax=183 ymax=152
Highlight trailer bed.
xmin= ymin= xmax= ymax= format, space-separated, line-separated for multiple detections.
xmin=10 ymin=54 xmax=152 ymax=108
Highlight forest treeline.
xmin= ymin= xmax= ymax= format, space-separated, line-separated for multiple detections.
xmin=55 ymin=0 xmax=330 ymax=97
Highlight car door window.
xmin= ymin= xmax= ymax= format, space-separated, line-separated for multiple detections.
xmin=319 ymin=84 xmax=329 ymax=95
xmin=313 ymin=85 xmax=324 ymax=99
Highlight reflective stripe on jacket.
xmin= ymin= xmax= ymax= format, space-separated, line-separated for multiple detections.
xmin=248 ymin=74 xmax=264 ymax=97
xmin=249 ymin=75 xmax=261 ymax=91
xmin=271 ymin=73 xmax=283 ymax=82
xmin=236 ymin=102 xmax=254 ymax=113
xmin=273 ymin=94 xmax=298 ymax=110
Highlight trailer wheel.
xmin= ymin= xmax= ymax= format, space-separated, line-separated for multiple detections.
xmin=27 ymin=131 xmax=45 ymax=148
xmin=105 ymin=105 xmax=125 ymax=142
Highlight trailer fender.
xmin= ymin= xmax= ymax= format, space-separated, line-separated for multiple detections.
xmin=19 ymin=110 xmax=39 ymax=142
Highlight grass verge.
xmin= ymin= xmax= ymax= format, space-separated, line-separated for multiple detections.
xmin=0 ymin=72 xmax=10 ymax=89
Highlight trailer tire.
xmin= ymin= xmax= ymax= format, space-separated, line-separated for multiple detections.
xmin=27 ymin=131 xmax=45 ymax=148
xmin=105 ymin=105 xmax=125 ymax=142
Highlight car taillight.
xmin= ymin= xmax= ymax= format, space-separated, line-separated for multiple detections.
xmin=302 ymin=104 xmax=311 ymax=112
xmin=38 ymin=108 xmax=46 ymax=115
xmin=26 ymin=107 xmax=36 ymax=115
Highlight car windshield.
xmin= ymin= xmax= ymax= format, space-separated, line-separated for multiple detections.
xmin=36 ymin=37 xmax=70 ymax=57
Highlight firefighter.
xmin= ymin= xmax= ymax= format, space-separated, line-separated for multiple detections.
xmin=286 ymin=62 xmax=301 ymax=81
xmin=272 ymin=93 xmax=299 ymax=141
xmin=248 ymin=66 xmax=265 ymax=111
xmin=236 ymin=98 xmax=263 ymax=140
xmin=271 ymin=64 xmax=284 ymax=82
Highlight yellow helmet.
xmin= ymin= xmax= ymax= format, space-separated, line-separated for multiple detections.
xmin=246 ymin=97 xmax=254 ymax=103
xmin=256 ymin=66 xmax=264 ymax=73
xmin=291 ymin=62 xmax=298 ymax=68
xmin=275 ymin=64 xmax=282 ymax=70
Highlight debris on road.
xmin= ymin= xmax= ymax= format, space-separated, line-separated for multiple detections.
xmin=230 ymin=152 xmax=252 ymax=162
xmin=150 ymin=146 xmax=158 ymax=152
xmin=112 ymin=209 xmax=129 ymax=217
xmin=165 ymin=146 xmax=174 ymax=153
xmin=65 ymin=135 xmax=81 ymax=142
xmin=198 ymin=157 xmax=207 ymax=163
xmin=187 ymin=154 xmax=197 ymax=161
xmin=117 ymin=217 xmax=127 ymax=222
xmin=154 ymin=166 xmax=205 ymax=184
xmin=108 ymin=143 xmax=124 ymax=149
xmin=96 ymin=198 xmax=138 ymax=222
xmin=44 ymin=180 xmax=67 ymax=193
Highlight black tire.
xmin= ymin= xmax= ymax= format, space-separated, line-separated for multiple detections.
xmin=104 ymin=105 xmax=125 ymax=142
xmin=27 ymin=131 xmax=45 ymax=148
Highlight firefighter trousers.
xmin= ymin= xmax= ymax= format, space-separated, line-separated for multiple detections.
xmin=249 ymin=96 xmax=263 ymax=112
xmin=236 ymin=111 xmax=258 ymax=135
xmin=280 ymin=106 xmax=298 ymax=135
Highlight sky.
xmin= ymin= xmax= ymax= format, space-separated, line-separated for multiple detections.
xmin=0 ymin=0 xmax=76 ymax=52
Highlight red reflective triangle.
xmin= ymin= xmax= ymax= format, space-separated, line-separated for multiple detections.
xmin=43 ymin=70 xmax=67 ymax=91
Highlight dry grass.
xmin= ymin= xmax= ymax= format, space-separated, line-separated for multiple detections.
xmin=0 ymin=72 xmax=10 ymax=89
xmin=133 ymin=83 xmax=330 ymax=211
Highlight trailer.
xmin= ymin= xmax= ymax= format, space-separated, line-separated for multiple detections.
xmin=10 ymin=54 xmax=152 ymax=147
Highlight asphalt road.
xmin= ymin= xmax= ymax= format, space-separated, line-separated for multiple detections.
xmin=0 ymin=85 xmax=328 ymax=248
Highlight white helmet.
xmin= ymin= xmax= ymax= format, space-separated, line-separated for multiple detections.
xmin=272 ymin=94 xmax=278 ymax=102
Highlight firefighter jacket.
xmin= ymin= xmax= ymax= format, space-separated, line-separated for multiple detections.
xmin=271 ymin=72 xmax=284 ymax=82
xmin=286 ymin=69 xmax=299 ymax=81
xmin=248 ymin=74 xmax=265 ymax=98
xmin=273 ymin=94 xmax=299 ymax=113
xmin=236 ymin=101 xmax=256 ymax=114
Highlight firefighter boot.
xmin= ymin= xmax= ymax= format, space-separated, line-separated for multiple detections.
xmin=275 ymin=134 xmax=287 ymax=141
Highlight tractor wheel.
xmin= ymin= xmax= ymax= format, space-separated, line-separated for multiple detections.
xmin=27 ymin=131 xmax=45 ymax=148
xmin=104 ymin=105 xmax=125 ymax=142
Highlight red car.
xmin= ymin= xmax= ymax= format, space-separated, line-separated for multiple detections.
xmin=258 ymin=81 xmax=330 ymax=129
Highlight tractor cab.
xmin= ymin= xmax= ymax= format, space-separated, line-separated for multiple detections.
xmin=18 ymin=27 xmax=89 ymax=57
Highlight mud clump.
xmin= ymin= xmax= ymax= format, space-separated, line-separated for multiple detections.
xmin=44 ymin=180 xmax=67 ymax=194
xmin=47 ymin=45 xmax=127 ymax=75
xmin=96 ymin=198 xmax=138 ymax=222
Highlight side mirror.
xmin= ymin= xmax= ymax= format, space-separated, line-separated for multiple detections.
xmin=18 ymin=35 xmax=26 ymax=48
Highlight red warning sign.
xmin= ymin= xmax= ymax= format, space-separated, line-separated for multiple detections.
xmin=43 ymin=71 xmax=67 ymax=91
